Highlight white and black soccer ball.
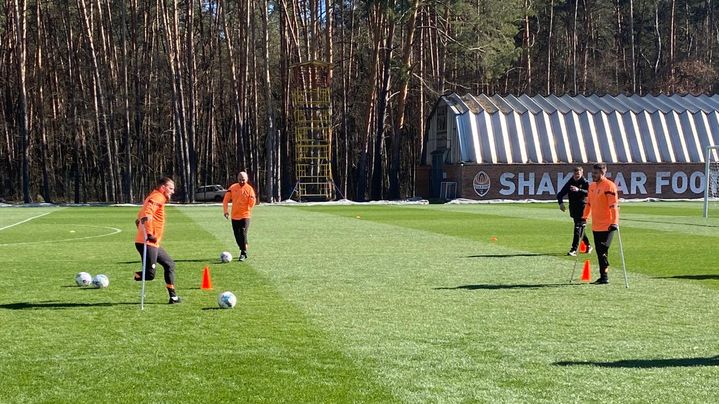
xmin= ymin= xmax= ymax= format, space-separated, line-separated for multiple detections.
xmin=75 ymin=272 xmax=92 ymax=287
xmin=220 ymin=251 xmax=233 ymax=263
xmin=92 ymin=274 xmax=110 ymax=288
xmin=218 ymin=291 xmax=237 ymax=309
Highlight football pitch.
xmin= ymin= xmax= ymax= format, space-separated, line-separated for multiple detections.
xmin=1 ymin=202 xmax=719 ymax=402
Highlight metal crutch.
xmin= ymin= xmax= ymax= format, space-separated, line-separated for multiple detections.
xmin=615 ymin=227 xmax=629 ymax=288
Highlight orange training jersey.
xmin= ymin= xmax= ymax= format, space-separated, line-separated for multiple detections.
xmin=223 ymin=183 xmax=256 ymax=220
xmin=582 ymin=178 xmax=619 ymax=232
xmin=135 ymin=190 xmax=168 ymax=247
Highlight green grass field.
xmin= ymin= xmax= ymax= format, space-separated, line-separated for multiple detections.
xmin=1 ymin=202 xmax=719 ymax=403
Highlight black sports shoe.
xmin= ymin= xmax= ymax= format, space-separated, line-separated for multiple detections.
xmin=239 ymin=252 xmax=248 ymax=262
xmin=585 ymin=245 xmax=593 ymax=254
xmin=168 ymin=296 xmax=182 ymax=304
xmin=591 ymin=278 xmax=609 ymax=285
xmin=567 ymin=249 xmax=578 ymax=257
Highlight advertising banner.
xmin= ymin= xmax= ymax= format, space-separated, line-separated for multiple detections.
xmin=444 ymin=164 xmax=707 ymax=200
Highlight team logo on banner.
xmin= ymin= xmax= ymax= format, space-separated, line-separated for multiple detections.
xmin=473 ymin=171 xmax=491 ymax=197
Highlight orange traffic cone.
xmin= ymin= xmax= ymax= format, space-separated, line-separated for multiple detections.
xmin=580 ymin=260 xmax=591 ymax=282
xmin=579 ymin=240 xmax=587 ymax=253
xmin=201 ymin=266 xmax=213 ymax=290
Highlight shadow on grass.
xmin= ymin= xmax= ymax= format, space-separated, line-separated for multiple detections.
xmin=623 ymin=218 xmax=719 ymax=228
xmin=117 ymin=259 xmax=218 ymax=265
xmin=115 ymin=258 xmax=222 ymax=267
xmin=435 ymin=283 xmax=572 ymax=291
xmin=465 ymin=253 xmax=565 ymax=258
xmin=658 ymin=274 xmax=719 ymax=281
xmin=0 ymin=301 xmax=154 ymax=309
xmin=554 ymin=356 xmax=719 ymax=368
xmin=60 ymin=285 xmax=104 ymax=290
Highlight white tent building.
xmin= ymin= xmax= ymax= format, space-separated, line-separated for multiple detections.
xmin=420 ymin=93 xmax=719 ymax=200
xmin=424 ymin=93 xmax=719 ymax=165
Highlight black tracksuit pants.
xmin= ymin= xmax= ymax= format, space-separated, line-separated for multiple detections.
xmin=135 ymin=243 xmax=177 ymax=297
xmin=232 ymin=219 xmax=251 ymax=253
xmin=592 ymin=230 xmax=616 ymax=279
xmin=571 ymin=217 xmax=591 ymax=251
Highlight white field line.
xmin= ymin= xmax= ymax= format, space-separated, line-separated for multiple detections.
xmin=0 ymin=211 xmax=56 ymax=231
xmin=0 ymin=225 xmax=122 ymax=246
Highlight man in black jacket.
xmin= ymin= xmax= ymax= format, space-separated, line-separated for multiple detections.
xmin=557 ymin=167 xmax=592 ymax=256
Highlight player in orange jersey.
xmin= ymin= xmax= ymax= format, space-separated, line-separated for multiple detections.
xmin=223 ymin=171 xmax=257 ymax=262
xmin=582 ymin=163 xmax=620 ymax=285
xmin=134 ymin=177 xmax=181 ymax=304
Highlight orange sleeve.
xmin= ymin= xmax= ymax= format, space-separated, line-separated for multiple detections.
xmin=248 ymin=187 xmax=257 ymax=209
xmin=141 ymin=198 xmax=158 ymax=218
xmin=223 ymin=185 xmax=233 ymax=214
xmin=140 ymin=196 xmax=160 ymax=237
xmin=607 ymin=183 xmax=619 ymax=224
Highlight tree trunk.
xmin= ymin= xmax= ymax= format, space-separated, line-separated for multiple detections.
xmin=655 ymin=1 xmax=662 ymax=75
xmin=572 ymin=0 xmax=579 ymax=95
xmin=78 ymin=0 xmax=117 ymax=202
xmin=160 ymin=0 xmax=190 ymax=202
xmin=370 ymin=21 xmax=394 ymax=200
xmin=523 ymin=0 xmax=532 ymax=93
xmin=547 ymin=0 xmax=554 ymax=94
xmin=670 ymin=0 xmax=676 ymax=90
xmin=35 ymin=1 xmax=52 ymax=202
xmin=12 ymin=0 xmax=30 ymax=203
xmin=356 ymin=5 xmax=384 ymax=201
xmin=261 ymin=0 xmax=277 ymax=202
xmin=120 ymin=0 xmax=133 ymax=202
xmin=389 ymin=0 xmax=419 ymax=199
xmin=220 ymin=0 xmax=247 ymax=175
xmin=185 ymin=0 xmax=197 ymax=201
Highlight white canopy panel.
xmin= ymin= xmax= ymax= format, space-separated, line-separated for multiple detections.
xmin=427 ymin=93 xmax=719 ymax=164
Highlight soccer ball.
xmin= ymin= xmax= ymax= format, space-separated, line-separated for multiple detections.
xmin=220 ymin=251 xmax=233 ymax=263
xmin=218 ymin=291 xmax=237 ymax=309
xmin=75 ymin=272 xmax=92 ymax=286
xmin=92 ymin=274 xmax=110 ymax=288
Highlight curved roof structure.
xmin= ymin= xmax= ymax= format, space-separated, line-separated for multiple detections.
xmin=425 ymin=93 xmax=719 ymax=164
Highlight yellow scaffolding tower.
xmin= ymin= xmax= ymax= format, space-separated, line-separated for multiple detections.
xmin=290 ymin=61 xmax=336 ymax=201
